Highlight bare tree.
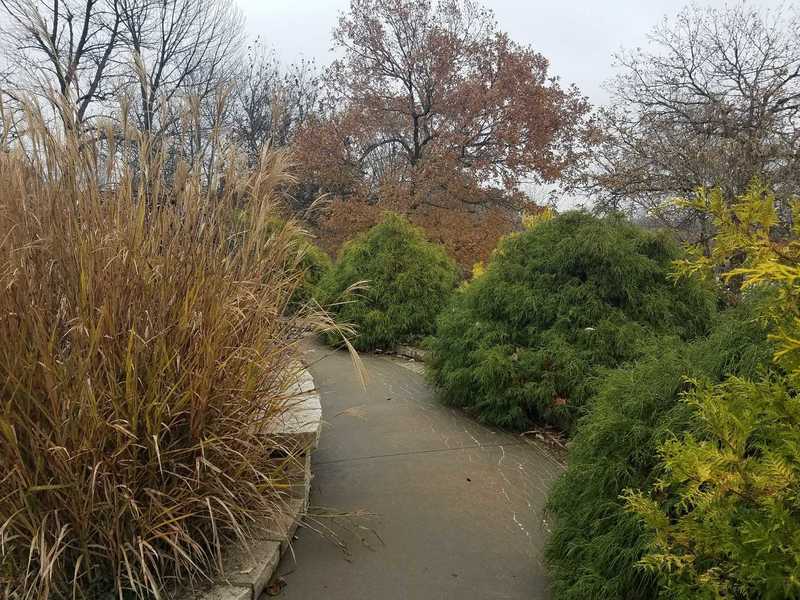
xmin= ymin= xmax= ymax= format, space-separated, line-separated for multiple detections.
xmin=571 ymin=3 xmax=800 ymax=242
xmin=115 ymin=0 xmax=242 ymax=138
xmin=230 ymin=44 xmax=321 ymax=165
xmin=0 ymin=0 xmax=242 ymax=143
xmin=0 ymin=0 xmax=123 ymax=125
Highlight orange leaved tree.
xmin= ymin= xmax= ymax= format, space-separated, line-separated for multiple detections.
xmin=295 ymin=0 xmax=592 ymax=266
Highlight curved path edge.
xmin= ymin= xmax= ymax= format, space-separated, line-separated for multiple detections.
xmin=276 ymin=343 xmax=565 ymax=600
xmin=178 ymin=361 xmax=322 ymax=600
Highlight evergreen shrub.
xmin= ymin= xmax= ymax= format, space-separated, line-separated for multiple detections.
xmin=319 ymin=212 xmax=459 ymax=351
xmin=545 ymin=298 xmax=773 ymax=599
xmin=427 ymin=211 xmax=715 ymax=432
xmin=625 ymin=185 xmax=800 ymax=599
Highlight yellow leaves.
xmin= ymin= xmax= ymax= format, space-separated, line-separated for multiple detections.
xmin=628 ymin=371 xmax=800 ymax=595
xmin=522 ymin=206 xmax=554 ymax=229
xmin=672 ymin=252 xmax=713 ymax=283
xmin=675 ymin=181 xmax=800 ymax=380
xmin=727 ymin=260 xmax=800 ymax=289
xmin=621 ymin=491 xmax=669 ymax=532
xmin=752 ymin=454 xmax=796 ymax=497
xmin=625 ymin=181 xmax=800 ymax=597
xmin=771 ymin=324 xmax=800 ymax=381
xmin=732 ymin=183 xmax=779 ymax=233
xmin=674 ymin=187 xmax=723 ymax=217
xmin=792 ymin=202 xmax=800 ymax=239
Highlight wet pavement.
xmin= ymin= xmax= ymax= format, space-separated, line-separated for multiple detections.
xmin=274 ymin=343 xmax=564 ymax=600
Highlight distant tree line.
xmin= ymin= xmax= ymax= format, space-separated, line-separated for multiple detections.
xmin=0 ymin=0 xmax=318 ymax=183
xmin=2 ymin=0 xmax=798 ymax=260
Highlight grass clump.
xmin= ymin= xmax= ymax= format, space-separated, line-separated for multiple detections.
xmin=236 ymin=212 xmax=331 ymax=311
xmin=544 ymin=298 xmax=774 ymax=600
xmin=0 ymin=108 xmax=325 ymax=598
xmin=427 ymin=211 xmax=715 ymax=432
xmin=318 ymin=212 xmax=459 ymax=351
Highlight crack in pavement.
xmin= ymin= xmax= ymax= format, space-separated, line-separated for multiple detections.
xmin=313 ymin=440 xmax=528 ymax=466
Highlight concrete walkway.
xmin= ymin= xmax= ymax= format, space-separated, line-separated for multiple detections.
xmin=275 ymin=344 xmax=564 ymax=600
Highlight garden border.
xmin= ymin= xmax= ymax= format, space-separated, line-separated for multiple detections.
xmin=393 ymin=345 xmax=428 ymax=362
xmin=181 ymin=362 xmax=321 ymax=600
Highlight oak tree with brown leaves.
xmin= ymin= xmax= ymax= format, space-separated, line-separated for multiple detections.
xmin=295 ymin=0 xmax=590 ymax=265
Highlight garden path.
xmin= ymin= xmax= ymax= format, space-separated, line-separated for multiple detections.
xmin=274 ymin=342 xmax=564 ymax=600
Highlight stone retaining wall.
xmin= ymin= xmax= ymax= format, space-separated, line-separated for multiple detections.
xmin=184 ymin=362 xmax=321 ymax=600
xmin=394 ymin=345 xmax=428 ymax=362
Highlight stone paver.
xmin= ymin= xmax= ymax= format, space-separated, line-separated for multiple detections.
xmin=275 ymin=343 xmax=565 ymax=600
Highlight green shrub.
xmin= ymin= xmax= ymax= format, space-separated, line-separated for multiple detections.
xmin=290 ymin=239 xmax=332 ymax=309
xmin=624 ymin=185 xmax=800 ymax=599
xmin=427 ymin=211 xmax=715 ymax=432
xmin=545 ymin=298 xmax=774 ymax=600
xmin=627 ymin=375 xmax=800 ymax=599
xmin=318 ymin=212 xmax=459 ymax=351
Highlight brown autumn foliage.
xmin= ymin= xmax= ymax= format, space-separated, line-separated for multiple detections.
xmin=294 ymin=0 xmax=591 ymax=266
xmin=315 ymin=166 xmax=522 ymax=269
xmin=317 ymin=198 xmax=517 ymax=271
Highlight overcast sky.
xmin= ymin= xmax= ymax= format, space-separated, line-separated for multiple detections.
xmin=237 ymin=0 xmax=788 ymax=107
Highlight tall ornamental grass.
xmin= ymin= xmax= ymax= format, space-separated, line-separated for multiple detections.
xmin=0 ymin=104 xmax=326 ymax=598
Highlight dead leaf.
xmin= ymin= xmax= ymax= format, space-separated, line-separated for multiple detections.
xmin=264 ymin=576 xmax=287 ymax=596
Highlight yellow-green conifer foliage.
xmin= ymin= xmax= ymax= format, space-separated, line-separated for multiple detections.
xmin=626 ymin=182 xmax=800 ymax=598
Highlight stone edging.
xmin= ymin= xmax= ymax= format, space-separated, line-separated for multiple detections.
xmin=394 ymin=345 xmax=428 ymax=362
xmin=186 ymin=362 xmax=321 ymax=600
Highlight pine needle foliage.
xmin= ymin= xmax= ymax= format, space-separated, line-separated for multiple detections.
xmin=427 ymin=211 xmax=715 ymax=432
xmin=625 ymin=182 xmax=800 ymax=598
xmin=318 ymin=212 xmax=459 ymax=352
xmin=545 ymin=298 xmax=774 ymax=600
xmin=290 ymin=240 xmax=332 ymax=309
xmin=0 ymin=103 xmax=327 ymax=598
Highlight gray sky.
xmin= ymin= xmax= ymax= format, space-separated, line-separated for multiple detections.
xmin=237 ymin=0 xmax=788 ymax=107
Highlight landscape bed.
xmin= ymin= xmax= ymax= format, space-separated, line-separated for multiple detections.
xmin=185 ymin=363 xmax=322 ymax=600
